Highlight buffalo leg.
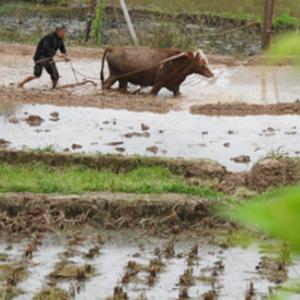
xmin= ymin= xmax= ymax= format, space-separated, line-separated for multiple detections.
xmin=118 ymin=80 xmax=128 ymax=93
xmin=173 ymin=87 xmax=181 ymax=97
xmin=102 ymin=76 xmax=117 ymax=90
xmin=150 ymin=84 xmax=162 ymax=95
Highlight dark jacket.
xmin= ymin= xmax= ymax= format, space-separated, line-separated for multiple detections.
xmin=33 ymin=32 xmax=66 ymax=62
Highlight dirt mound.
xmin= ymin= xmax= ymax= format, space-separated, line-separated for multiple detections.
xmin=0 ymin=192 xmax=214 ymax=234
xmin=247 ymin=158 xmax=300 ymax=192
xmin=190 ymin=101 xmax=300 ymax=116
xmin=220 ymin=157 xmax=300 ymax=193
xmin=25 ymin=115 xmax=45 ymax=127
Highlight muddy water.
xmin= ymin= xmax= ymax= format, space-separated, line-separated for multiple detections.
xmin=1 ymin=234 xmax=299 ymax=300
xmin=1 ymin=103 xmax=300 ymax=172
xmin=1 ymin=56 xmax=300 ymax=108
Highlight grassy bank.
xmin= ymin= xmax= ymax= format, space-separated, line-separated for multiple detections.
xmin=0 ymin=163 xmax=220 ymax=198
xmin=127 ymin=0 xmax=300 ymax=24
xmin=0 ymin=1 xmax=299 ymax=27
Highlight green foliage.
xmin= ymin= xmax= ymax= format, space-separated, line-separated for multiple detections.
xmin=274 ymin=13 xmax=300 ymax=29
xmin=91 ymin=0 xmax=107 ymax=44
xmin=0 ymin=163 xmax=220 ymax=198
xmin=270 ymin=33 xmax=300 ymax=67
xmin=230 ymin=187 xmax=300 ymax=254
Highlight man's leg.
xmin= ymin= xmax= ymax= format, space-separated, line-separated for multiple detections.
xmin=45 ymin=62 xmax=59 ymax=89
xmin=17 ymin=63 xmax=42 ymax=88
xmin=17 ymin=76 xmax=38 ymax=88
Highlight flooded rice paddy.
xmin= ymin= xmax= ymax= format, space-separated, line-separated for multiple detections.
xmin=1 ymin=233 xmax=300 ymax=300
xmin=1 ymin=103 xmax=300 ymax=172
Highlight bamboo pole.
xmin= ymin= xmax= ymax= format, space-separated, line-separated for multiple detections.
xmin=119 ymin=0 xmax=139 ymax=45
xmin=262 ymin=0 xmax=276 ymax=50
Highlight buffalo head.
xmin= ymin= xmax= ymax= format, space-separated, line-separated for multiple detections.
xmin=190 ymin=50 xmax=214 ymax=78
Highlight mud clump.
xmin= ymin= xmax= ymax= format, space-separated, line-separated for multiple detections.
xmin=107 ymin=141 xmax=124 ymax=146
xmin=49 ymin=260 xmax=94 ymax=281
xmin=231 ymin=155 xmax=251 ymax=164
xmin=146 ymin=146 xmax=159 ymax=154
xmin=124 ymin=132 xmax=150 ymax=138
xmin=8 ymin=117 xmax=19 ymax=124
xmin=191 ymin=101 xmax=300 ymax=116
xmin=115 ymin=147 xmax=126 ymax=153
xmin=106 ymin=286 xmax=128 ymax=300
xmin=247 ymin=158 xmax=300 ymax=192
xmin=25 ymin=115 xmax=44 ymax=127
xmin=72 ymin=144 xmax=82 ymax=150
xmin=0 ymin=286 xmax=22 ymax=300
xmin=202 ymin=290 xmax=218 ymax=300
xmin=33 ymin=287 xmax=69 ymax=300
xmin=0 ymin=263 xmax=27 ymax=285
xmin=49 ymin=111 xmax=60 ymax=122
xmin=0 ymin=139 xmax=11 ymax=149
xmin=256 ymin=256 xmax=287 ymax=284
xmin=141 ymin=123 xmax=150 ymax=131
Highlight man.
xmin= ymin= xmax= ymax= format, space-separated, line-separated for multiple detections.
xmin=18 ymin=25 xmax=70 ymax=89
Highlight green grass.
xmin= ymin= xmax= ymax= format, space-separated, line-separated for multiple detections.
xmin=0 ymin=1 xmax=299 ymax=26
xmin=126 ymin=0 xmax=300 ymax=23
xmin=0 ymin=163 xmax=220 ymax=198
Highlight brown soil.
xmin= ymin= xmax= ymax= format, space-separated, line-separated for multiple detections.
xmin=190 ymin=101 xmax=300 ymax=116
xmin=4 ymin=85 xmax=299 ymax=116
xmin=0 ymin=87 xmax=175 ymax=114
xmin=0 ymin=192 xmax=215 ymax=234
xmin=25 ymin=115 xmax=45 ymax=127
xmin=230 ymin=155 xmax=251 ymax=164
xmin=247 ymin=158 xmax=300 ymax=192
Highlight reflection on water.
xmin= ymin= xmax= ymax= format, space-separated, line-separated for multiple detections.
xmin=0 ymin=100 xmax=20 ymax=118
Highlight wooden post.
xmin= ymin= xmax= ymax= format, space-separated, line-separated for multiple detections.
xmin=85 ymin=0 xmax=97 ymax=42
xmin=262 ymin=0 xmax=276 ymax=50
xmin=119 ymin=0 xmax=139 ymax=46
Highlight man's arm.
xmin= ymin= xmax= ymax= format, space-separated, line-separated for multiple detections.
xmin=59 ymin=41 xmax=67 ymax=55
xmin=58 ymin=41 xmax=70 ymax=62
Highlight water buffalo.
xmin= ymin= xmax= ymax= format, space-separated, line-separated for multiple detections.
xmin=100 ymin=46 xmax=214 ymax=96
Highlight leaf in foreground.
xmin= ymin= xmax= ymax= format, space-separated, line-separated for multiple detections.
xmin=231 ymin=187 xmax=300 ymax=254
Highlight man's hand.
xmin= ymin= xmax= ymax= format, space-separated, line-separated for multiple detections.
xmin=58 ymin=53 xmax=70 ymax=62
